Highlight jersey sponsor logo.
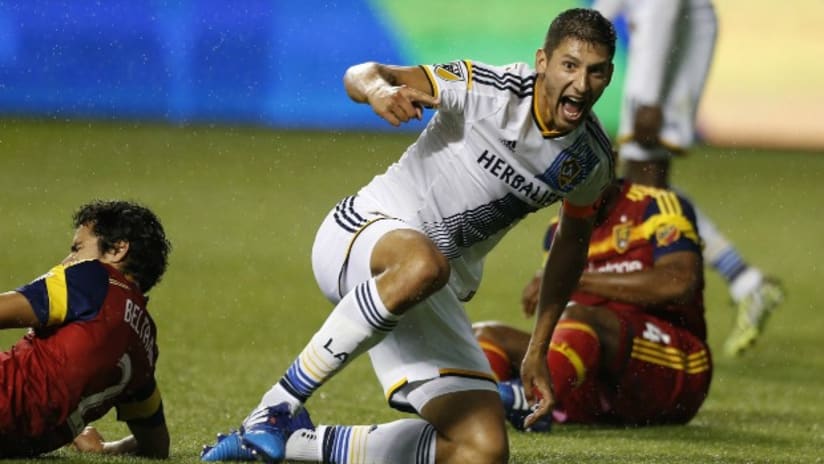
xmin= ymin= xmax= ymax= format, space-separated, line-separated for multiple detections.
xmin=612 ymin=222 xmax=632 ymax=254
xmin=433 ymin=62 xmax=465 ymax=81
xmin=655 ymin=223 xmax=681 ymax=247
xmin=476 ymin=149 xmax=560 ymax=205
xmin=590 ymin=260 xmax=644 ymax=273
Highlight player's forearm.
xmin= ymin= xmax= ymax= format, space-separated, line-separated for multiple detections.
xmin=533 ymin=216 xmax=592 ymax=346
xmin=577 ymin=266 xmax=697 ymax=306
xmin=343 ymin=62 xmax=394 ymax=104
xmin=94 ymin=433 xmax=168 ymax=458
xmin=0 ymin=291 xmax=41 ymax=329
xmin=101 ymin=435 xmax=139 ymax=455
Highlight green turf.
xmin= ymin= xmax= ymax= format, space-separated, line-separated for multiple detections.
xmin=1 ymin=119 xmax=822 ymax=463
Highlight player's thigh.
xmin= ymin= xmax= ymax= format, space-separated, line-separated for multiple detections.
xmin=311 ymin=195 xmax=417 ymax=303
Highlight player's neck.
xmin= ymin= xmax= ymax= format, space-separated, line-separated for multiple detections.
xmin=533 ymin=75 xmax=564 ymax=137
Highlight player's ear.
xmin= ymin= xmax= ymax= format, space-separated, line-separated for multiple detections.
xmin=535 ymin=48 xmax=548 ymax=73
xmin=104 ymin=240 xmax=130 ymax=264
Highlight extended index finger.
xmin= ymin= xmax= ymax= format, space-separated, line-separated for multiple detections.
xmin=401 ymin=86 xmax=440 ymax=109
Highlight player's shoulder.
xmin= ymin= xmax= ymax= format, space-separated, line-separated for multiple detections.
xmin=63 ymin=259 xmax=112 ymax=289
xmin=465 ymin=60 xmax=536 ymax=97
xmin=628 ymin=184 xmax=697 ymax=220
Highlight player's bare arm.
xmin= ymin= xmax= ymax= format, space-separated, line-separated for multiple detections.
xmin=0 ymin=291 xmax=40 ymax=329
xmin=343 ymin=62 xmax=440 ymax=127
xmin=521 ymin=207 xmax=595 ymax=428
xmin=578 ymin=250 xmax=700 ymax=306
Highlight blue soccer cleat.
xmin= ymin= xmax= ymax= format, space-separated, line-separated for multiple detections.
xmin=200 ymin=430 xmax=256 ymax=462
xmin=498 ymin=379 xmax=552 ymax=433
xmin=241 ymin=403 xmax=315 ymax=463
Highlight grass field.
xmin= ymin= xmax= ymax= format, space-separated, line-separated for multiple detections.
xmin=1 ymin=119 xmax=822 ymax=463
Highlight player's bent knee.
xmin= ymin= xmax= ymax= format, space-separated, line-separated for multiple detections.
xmin=403 ymin=250 xmax=450 ymax=293
xmin=373 ymin=229 xmax=451 ymax=290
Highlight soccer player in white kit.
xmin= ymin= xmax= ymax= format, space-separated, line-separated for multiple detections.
xmin=202 ymin=8 xmax=617 ymax=464
xmin=592 ymin=0 xmax=784 ymax=357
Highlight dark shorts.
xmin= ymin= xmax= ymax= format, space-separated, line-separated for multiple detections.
xmin=554 ymin=310 xmax=712 ymax=425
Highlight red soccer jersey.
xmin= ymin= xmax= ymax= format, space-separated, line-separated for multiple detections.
xmin=0 ymin=259 xmax=164 ymax=457
xmin=544 ymin=181 xmax=707 ymax=340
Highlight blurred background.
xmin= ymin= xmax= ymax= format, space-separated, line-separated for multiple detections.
xmin=1 ymin=0 xmax=822 ymax=149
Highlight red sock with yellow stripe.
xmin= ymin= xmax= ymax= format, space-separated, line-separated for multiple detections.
xmin=548 ymin=320 xmax=601 ymax=401
xmin=478 ymin=338 xmax=514 ymax=381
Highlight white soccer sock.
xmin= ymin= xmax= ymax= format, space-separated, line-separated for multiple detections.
xmin=248 ymin=279 xmax=399 ymax=424
xmin=285 ymin=420 xmax=436 ymax=464
xmin=729 ymin=267 xmax=765 ymax=303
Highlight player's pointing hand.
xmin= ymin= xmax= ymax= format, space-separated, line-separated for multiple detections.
xmin=368 ymin=84 xmax=440 ymax=127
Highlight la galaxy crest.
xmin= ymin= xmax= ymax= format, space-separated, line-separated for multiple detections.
xmin=433 ymin=62 xmax=465 ymax=81
xmin=558 ymin=158 xmax=582 ymax=190
xmin=612 ymin=222 xmax=632 ymax=254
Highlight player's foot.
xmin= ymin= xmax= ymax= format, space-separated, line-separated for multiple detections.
xmin=724 ymin=276 xmax=785 ymax=357
xmin=497 ymin=379 xmax=552 ymax=432
xmin=241 ymin=403 xmax=315 ymax=463
xmin=201 ymin=430 xmax=256 ymax=462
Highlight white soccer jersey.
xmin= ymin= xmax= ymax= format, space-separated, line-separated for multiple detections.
xmin=358 ymin=60 xmax=614 ymax=297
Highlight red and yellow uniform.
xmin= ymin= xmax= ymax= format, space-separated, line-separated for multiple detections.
xmin=0 ymin=260 xmax=164 ymax=457
xmin=544 ymin=181 xmax=711 ymax=425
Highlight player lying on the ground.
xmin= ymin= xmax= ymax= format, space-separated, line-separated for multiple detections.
xmin=0 ymin=200 xmax=171 ymax=458
xmin=475 ymin=179 xmax=712 ymax=430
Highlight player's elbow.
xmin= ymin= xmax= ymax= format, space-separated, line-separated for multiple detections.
xmin=343 ymin=61 xmax=383 ymax=102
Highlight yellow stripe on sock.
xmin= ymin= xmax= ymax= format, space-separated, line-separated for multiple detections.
xmin=550 ymin=341 xmax=587 ymax=387
xmin=478 ymin=340 xmax=510 ymax=363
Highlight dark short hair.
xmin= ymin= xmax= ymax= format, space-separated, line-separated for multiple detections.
xmin=543 ymin=8 xmax=616 ymax=61
xmin=73 ymin=200 xmax=171 ymax=292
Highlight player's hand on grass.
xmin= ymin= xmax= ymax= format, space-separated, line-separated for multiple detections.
xmin=368 ymin=84 xmax=439 ymax=127
xmin=72 ymin=426 xmax=106 ymax=453
xmin=520 ymin=344 xmax=556 ymax=429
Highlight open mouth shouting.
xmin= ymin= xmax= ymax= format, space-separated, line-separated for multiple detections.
xmin=560 ymin=95 xmax=587 ymax=123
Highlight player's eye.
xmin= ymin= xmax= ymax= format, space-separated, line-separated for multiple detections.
xmin=70 ymin=244 xmax=80 ymax=252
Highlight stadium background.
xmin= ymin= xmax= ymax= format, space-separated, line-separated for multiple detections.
xmin=1 ymin=0 xmax=822 ymax=149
